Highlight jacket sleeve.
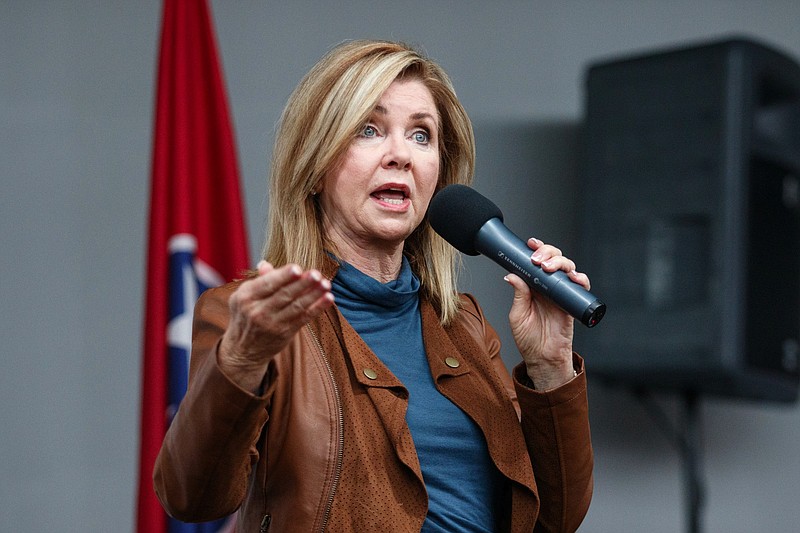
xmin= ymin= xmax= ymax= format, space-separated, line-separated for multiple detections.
xmin=512 ymin=359 xmax=594 ymax=533
xmin=153 ymin=283 xmax=270 ymax=522
xmin=467 ymin=294 xmax=593 ymax=533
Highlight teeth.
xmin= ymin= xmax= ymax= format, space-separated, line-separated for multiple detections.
xmin=378 ymin=196 xmax=404 ymax=205
xmin=374 ymin=188 xmax=406 ymax=205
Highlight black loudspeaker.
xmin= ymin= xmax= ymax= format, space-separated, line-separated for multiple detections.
xmin=579 ymin=37 xmax=800 ymax=402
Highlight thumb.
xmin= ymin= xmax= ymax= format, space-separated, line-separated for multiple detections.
xmin=505 ymin=273 xmax=532 ymax=315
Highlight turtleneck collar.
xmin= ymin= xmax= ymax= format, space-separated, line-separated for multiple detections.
xmin=331 ymin=255 xmax=420 ymax=312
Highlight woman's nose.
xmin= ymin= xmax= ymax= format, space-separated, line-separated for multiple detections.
xmin=381 ymin=134 xmax=412 ymax=170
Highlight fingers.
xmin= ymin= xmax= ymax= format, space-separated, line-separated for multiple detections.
xmin=527 ymin=237 xmax=591 ymax=291
xmin=567 ymin=269 xmax=591 ymax=291
xmin=230 ymin=262 xmax=334 ymax=329
xmin=258 ymin=264 xmax=333 ymax=320
xmin=256 ymin=259 xmax=274 ymax=276
xmin=280 ymin=269 xmax=335 ymax=322
xmin=250 ymin=261 xmax=303 ymax=299
xmin=240 ymin=262 xmax=325 ymax=303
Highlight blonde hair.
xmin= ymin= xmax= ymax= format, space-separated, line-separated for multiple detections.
xmin=263 ymin=40 xmax=475 ymax=324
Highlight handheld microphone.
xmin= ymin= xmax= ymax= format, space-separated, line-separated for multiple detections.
xmin=428 ymin=184 xmax=606 ymax=327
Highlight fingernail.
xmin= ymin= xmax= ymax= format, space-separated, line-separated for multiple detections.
xmin=531 ymin=251 xmax=543 ymax=262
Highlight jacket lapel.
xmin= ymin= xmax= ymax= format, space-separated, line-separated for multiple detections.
xmin=420 ymin=300 xmax=538 ymax=496
xmin=323 ymin=307 xmax=424 ymax=481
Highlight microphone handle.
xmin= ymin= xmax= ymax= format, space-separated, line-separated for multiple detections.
xmin=474 ymin=219 xmax=606 ymax=327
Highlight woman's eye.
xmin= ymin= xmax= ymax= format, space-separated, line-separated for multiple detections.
xmin=361 ymin=125 xmax=378 ymax=138
xmin=412 ymin=130 xmax=429 ymax=144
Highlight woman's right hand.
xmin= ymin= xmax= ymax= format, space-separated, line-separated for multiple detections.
xmin=218 ymin=260 xmax=335 ymax=392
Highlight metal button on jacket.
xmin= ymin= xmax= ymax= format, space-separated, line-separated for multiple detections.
xmin=363 ymin=368 xmax=378 ymax=380
xmin=445 ymin=357 xmax=460 ymax=368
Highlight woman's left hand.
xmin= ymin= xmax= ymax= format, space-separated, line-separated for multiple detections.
xmin=505 ymin=237 xmax=591 ymax=391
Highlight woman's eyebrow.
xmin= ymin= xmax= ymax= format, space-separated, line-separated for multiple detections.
xmin=372 ymin=105 xmax=436 ymax=123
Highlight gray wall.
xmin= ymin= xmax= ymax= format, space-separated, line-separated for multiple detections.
xmin=2 ymin=1 xmax=799 ymax=531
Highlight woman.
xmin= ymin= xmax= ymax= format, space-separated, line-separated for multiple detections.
xmin=154 ymin=40 xmax=593 ymax=532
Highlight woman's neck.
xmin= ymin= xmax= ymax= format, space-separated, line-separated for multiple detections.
xmin=332 ymin=240 xmax=404 ymax=283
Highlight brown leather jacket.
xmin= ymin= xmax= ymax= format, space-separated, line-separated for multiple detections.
xmin=154 ymin=282 xmax=593 ymax=532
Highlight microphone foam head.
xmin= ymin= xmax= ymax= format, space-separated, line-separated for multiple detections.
xmin=428 ymin=184 xmax=503 ymax=255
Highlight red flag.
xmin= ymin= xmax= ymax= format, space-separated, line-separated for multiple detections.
xmin=137 ymin=1 xmax=249 ymax=531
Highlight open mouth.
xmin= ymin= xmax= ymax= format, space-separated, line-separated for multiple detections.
xmin=371 ymin=186 xmax=409 ymax=205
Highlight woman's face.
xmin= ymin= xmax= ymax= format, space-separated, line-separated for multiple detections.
xmin=319 ymin=78 xmax=440 ymax=255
